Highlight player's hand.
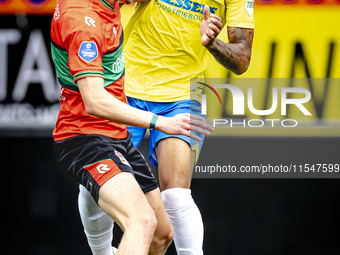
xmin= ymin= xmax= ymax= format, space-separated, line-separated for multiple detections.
xmin=156 ymin=113 xmax=214 ymax=141
xmin=200 ymin=5 xmax=223 ymax=47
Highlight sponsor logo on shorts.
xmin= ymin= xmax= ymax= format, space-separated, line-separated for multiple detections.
xmin=115 ymin=150 xmax=131 ymax=167
xmin=96 ymin=164 xmax=110 ymax=173
xmin=83 ymin=159 xmax=121 ymax=186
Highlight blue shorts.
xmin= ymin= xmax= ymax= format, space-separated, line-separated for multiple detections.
xmin=127 ymin=97 xmax=205 ymax=168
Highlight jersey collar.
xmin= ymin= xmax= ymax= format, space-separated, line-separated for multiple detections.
xmin=100 ymin=0 xmax=115 ymax=11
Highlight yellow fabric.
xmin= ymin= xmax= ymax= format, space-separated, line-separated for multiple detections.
xmin=124 ymin=0 xmax=254 ymax=102
xmin=191 ymin=142 xmax=200 ymax=164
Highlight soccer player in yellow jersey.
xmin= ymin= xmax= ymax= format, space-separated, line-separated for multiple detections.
xmin=78 ymin=0 xmax=254 ymax=254
xmin=123 ymin=1 xmax=254 ymax=254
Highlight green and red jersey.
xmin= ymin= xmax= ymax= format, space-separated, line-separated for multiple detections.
xmin=51 ymin=0 xmax=127 ymax=141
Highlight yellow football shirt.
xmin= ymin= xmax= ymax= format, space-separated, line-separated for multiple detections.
xmin=124 ymin=0 xmax=254 ymax=102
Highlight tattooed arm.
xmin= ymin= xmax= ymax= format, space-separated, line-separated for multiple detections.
xmin=200 ymin=6 xmax=254 ymax=75
xmin=206 ymin=27 xmax=254 ymax=75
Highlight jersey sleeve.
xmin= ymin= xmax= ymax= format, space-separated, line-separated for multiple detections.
xmin=225 ymin=0 xmax=254 ymax=29
xmin=61 ymin=13 xmax=104 ymax=83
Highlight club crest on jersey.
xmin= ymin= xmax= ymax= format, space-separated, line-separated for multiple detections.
xmin=78 ymin=41 xmax=98 ymax=63
xmin=114 ymin=150 xmax=131 ymax=167
xmin=245 ymin=0 xmax=254 ymax=16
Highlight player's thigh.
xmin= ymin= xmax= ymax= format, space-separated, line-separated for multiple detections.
xmin=148 ymin=99 xmax=204 ymax=169
xmin=98 ymin=172 xmax=155 ymax=231
xmin=145 ymin=188 xmax=173 ymax=238
xmin=155 ymin=137 xmax=196 ymax=190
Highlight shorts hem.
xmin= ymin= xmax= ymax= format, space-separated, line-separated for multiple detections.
xmin=142 ymin=183 xmax=159 ymax=194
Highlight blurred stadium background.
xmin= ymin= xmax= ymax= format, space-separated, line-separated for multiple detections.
xmin=1 ymin=0 xmax=340 ymax=254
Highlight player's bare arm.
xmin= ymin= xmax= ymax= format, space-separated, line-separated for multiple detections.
xmin=77 ymin=77 xmax=213 ymax=141
xmin=200 ymin=5 xmax=254 ymax=75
